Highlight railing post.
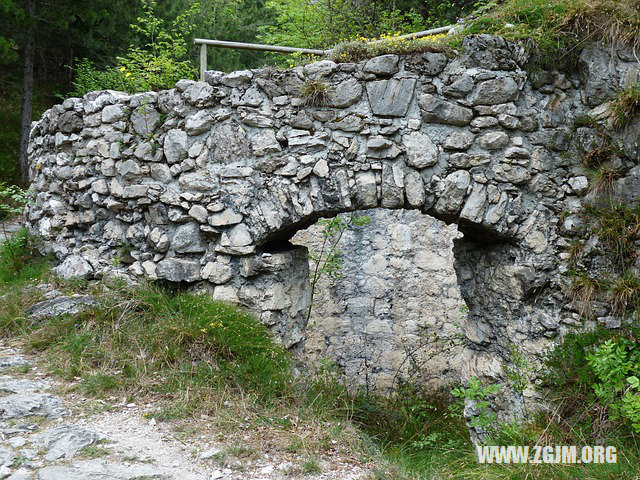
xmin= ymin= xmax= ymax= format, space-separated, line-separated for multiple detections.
xmin=199 ymin=43 xmax=207 ymax=81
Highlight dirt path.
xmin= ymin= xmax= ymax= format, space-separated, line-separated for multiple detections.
xmin=0 ymin=341 xmax=372 ymax=480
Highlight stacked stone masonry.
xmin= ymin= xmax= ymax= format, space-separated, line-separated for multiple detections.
xmin=26 ymin=35 xmax=640 ymax=420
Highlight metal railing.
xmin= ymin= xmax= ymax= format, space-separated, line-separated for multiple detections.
xmin=194 ymin=24 xmax=456 ymax=80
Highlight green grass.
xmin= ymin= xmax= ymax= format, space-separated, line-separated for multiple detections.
xmin=21 ymin=282 xmax=294 ymax=409
xmin=609 ymin=83 xmax=640 ymax=129
xmin=464 ymin=0 xmax=640 ymax=70
xmin=0 ymin=228 xmax=50 ymax=286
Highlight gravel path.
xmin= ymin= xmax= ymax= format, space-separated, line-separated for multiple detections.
xmin=0 ymin=342 xmax=371 ymax=480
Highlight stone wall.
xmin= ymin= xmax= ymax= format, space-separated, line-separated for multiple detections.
xmin=25 ymin=34 xmax=640 ymax=422
xmin=292 ymin=210 xmax=465 ymax=391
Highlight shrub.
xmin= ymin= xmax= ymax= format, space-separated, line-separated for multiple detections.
xmin=70 ymin=0 xmax=198 ymax=96
xmin=588 ymin=338 xmax=640 ymax=433
xmin=330 ymin=33 xmax=449 ymax=63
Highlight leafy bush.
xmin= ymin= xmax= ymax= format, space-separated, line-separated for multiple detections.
xmin=588 ymin=338 xmax=640 ymax=432
xmin=70 ymin=0 xmax=197 ymax=96
xmin=451 ymin=378 xmax=502 ymax=429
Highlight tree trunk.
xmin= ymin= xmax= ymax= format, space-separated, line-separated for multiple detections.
xmin=18 ymin=0 xmax=35 ymax=184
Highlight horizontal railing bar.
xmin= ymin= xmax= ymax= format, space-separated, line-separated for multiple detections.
xmin=369 ymin=24 xmax=455 ymax=43
xmin=195 ymin=24 xmax=457 ymax=79
xmin=194 ymin=38 xmax=329 ymax=56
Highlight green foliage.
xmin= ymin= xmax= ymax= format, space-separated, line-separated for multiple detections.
xmin=451 ymin=378 xmax=502 ymax=429
xmin=350 ymin=385 xmax=468 ymax=453
xmin=0 ymin=229 xmax=49 ymax=285
xmin=588 ymin=338 xmax=640 ymax=432
xmin=544 ymin=326 xmax=640 ymax=442
xmin=504 ymin=344 xmax=533 ymax=393
xmin=70 ymin=0 xmax=198 ymax=96
xmin=610 ymin=83 xmax=640 ymax=130
xmin=259 ymin=0 xmax=427 ymax=50
xmin=583 ymin=202 xmax=640 ymax=274
xmin=306 ymin=213 xmax=371 ymax=325
xmin=0 ymin=182 xmax=27 ymax=219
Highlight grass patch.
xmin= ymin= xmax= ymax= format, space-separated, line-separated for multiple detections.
xmin=464 ymin=0 xmax=640 ymax=70
xmin=24 ymin=282 xmax=293 ymax=408
xmin=610 ymin=83 xmax=640 ymax=130
xmin=0 ymin=228 xmax=50 ymax=286
xmin=329 ymin=32 xmax=450 ymax=63
xmin=300 ymin=80 xmax=330 ymax=106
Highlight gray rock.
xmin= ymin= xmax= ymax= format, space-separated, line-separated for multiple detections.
xmin=150 ymin=164 xmax=173 ymax=183
xmin=53 ymin=256 xmax=93 ymax=280
xmin=328 ymin=79 xmax=362 ymax=108
xmin=444 ymin=131 xmax=474 ymax=151
xmin=37 ymin=459 xmax=166 ymax=480
xmin=220 ymin=224 xmax=252 ymax=248
xmin=0 ymin=377 xmax=49 ymax=394
xmin=402 ymin=131 xmax=438 ymax=169
xmin=0 ymin=357 xmax=30 ymax=370
xmin=33 ymin=424 xmax=100 ymax=461
xmin=568 ymin=176 xmax=589 ymax=194
xmin=0 ymin=393 xmax=68 ymax=419
xmin=419 ymin=94 xmax=473 ymax=126
xmin=101 ymin=105 xmax=126 ymax=123
xmin=58 ymin=112 xmax=83 ymax=134
xmin=171 ymin=223 xmax=205 ymax=254
xmin=183 ymin=82 xmax=214 ymax=106
xmin=443 ymin=75 xmax=474 ymax=97
xmin=0 ymin=445 xmax=15 ymax=468
xmin=26 ymin=296 xmax=97 ymax=321
xmin=434 ymin=170 xmax=471 ymax=215
xmin=469 ymin=76 xmax=520 ymax=105
xmin=251 ymin=130 xmax=281 ymax=156
xmin=202 ymin=262 xmax=233 ymax=284
xmin=222 ymin=70 xmax=253 ymax=86
xmin=185 ymin=110 xmax=215 ymax=135
xmin=478 ymin=131 xmax=509 ymax=149
xmin=364 ymin=55 xmax=399 ymax=76
xmin=303 ymin=60 xmax=337 ymax=79
xmin=208 ymin=210 xmax=243 ymax=227
xmin=130 ymin=106 xmax=160 ymax=137
xmin=116 ymin=160 xmax=142 ymax=180
xmin=367 ymin=78 xmax=416 ymax=117
xmin=156 ymin=258 xmax=202 ymax=282
xmin=164 ymin=129 xmax=188 ymax=164
xmin=404 ymin=171 xmax=425 ymax=207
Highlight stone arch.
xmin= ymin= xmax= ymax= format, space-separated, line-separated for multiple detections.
xmin=26 ymin=34 xmax=640 ymax=421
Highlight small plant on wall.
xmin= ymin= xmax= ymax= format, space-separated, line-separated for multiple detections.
xmin=306 ymin=213 xmax=371 ymax=325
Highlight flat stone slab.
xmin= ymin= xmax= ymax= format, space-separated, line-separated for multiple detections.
xmin=26 ymin=296 xmax=97 ymax=321
xmin=0 ymin=393 xmax=68 ymax=419
xmin=0 ymin=356 xmax=30 ymax=370
xmin=0 ymin=445 xmax=16 ymax=467
xmin=0 ymin=376 xmax=50 ymax=394
xmin=37 ymin=459 xmax=168 ymax=480
xmin=33 ymin=424 xmax=101 ymax=460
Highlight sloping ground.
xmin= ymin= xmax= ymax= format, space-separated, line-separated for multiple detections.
xmin=0 ymin=341 xmax=371 ymax=480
